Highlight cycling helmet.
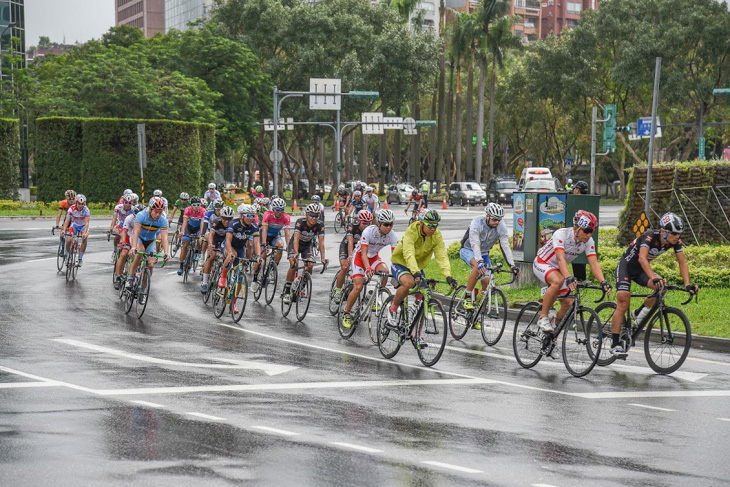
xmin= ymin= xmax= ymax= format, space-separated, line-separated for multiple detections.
xmin=311 ymin=194 xmax=321 ymax=202
xmin=238 ymin=204 xmax=255 ymax=215
xmin=120 ymin=195 xmax=132 ymax=205
xmin=190 ymin=195 xmax=202 ymax=207
xmin=255 ymin=185 xmax=263 ymax=193
xmin=135 ymin=203 xmax=145 ymax=213
xmin=376 ymin=208 xmax=395 ymax=224
xmin=262 ymin=197 xmax=270 ymax=207
xmin=358 ymin=209 xmax=373 ymax=224
xmin=338 ymin=185 xmax=345 ymax=191
xmin=366 ymin=186 xmax=373 ymax=192
xmin=252 ymin=203 xmax=261 ymax=214
xmin=123 ymin=189 xmax=133 ymax=196
xmin=129 ymin=193 xmax=139 ymax=204
xmin=573 ymin=210 xmax=597 ymax=231
xmin=153 ymin=189 xmax=162 ymax=197
xmin=220 ymin=206 xmax=235 ymax=219
xmin=660 ymin=212 xmax=684 ymax=234
xmin=179 ymin=192 xmax=189 ymax=200
xmin=485 ymin=202 xmax=504 ymax=220
xmin=574 ymin=180 xmax=589 ymax=194
xmin=213 ymin=199 xmax=225 ymax=210
xmin=255 ymin=197 xmax=264 ymax=206
xmin=270 ymin=194 xmax=280 ymax=201
xmin=353 ymin=190 xmax=362 ymax=198
xmin=75 ymin=194 xmax=87 ymax=204
xmin=304 ymin=203 xmax=320 ymax=214
xmin=65 ymin=189 xmax=76 ymax=199
xmin=567 ymin=178 xmax=573 ymax=184
xmin=271 ymin=198 xmax=286 ymax=211
xmin=208 ymin=182 xmax=216 ymax=189
xmin=421 ymin=209 xmax=441 ymax=224
xmin=148 ymin=197 xmax=164 ymax=210
xmin=412 ymin=190 xmax=419 ymax=197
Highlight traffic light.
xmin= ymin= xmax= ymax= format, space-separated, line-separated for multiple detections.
xmin=337 ymin=161 xmax=344 ymax=171
xmin=602 ymin=104 xmax=616 ymax=152
xmin=616 ymin=125 xmax=631 ymax=134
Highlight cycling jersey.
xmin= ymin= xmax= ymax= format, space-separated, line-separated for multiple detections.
xmin=66 ymin=205 xmax=90 ymax=226
xmin=250 ymin=188 xmax=265 ymax=199
xmin=204 ymin=189 xmax=221 ymax=204
xmin=290 ymin=217 xmax=324 ymax=246
xmin=339 ymin=223 xmax=368 ymax=260
xmin=622 ymin=230 xmax=682 ymax=267
xmin=355 ymin=225 xmax=398 ymax=259
xmin=226 ymin=218 xmax=259 ymax=248
xmin=173 ymin=199 xmax=191 ymax=222
xmin=262 ymin=210 xmax=291 ymax=237
xmin=349 ymin=198 xmax=366 ymax=213
xmin=134 ymin=209 xmax=168 ymax=242
xmin=336 ymin=190 xmax=350 ymax=203
xmin=210 ymin=219 xmax=228 ymax=248
xmin=409 ymin=194 xmax=428 ymax=208
xmin=58 ymin=200 xmax=72 ymax=212
xmin=183 ymin=206 xmax=206 ymax=229
xmin=121 ymin=213 xmax=136 ymax=247
xmin=535 ymin=227 xmax=596 ymax=266
xmin=202 ymin=209 xmax=221 ymax=233
xmin=114 ymin=204 xmax=135 ymax=230
xmin=391 ymin=221 xmax=451 ymax=277
xmin=460 ymin=216 xmax=515 ymax=266
xmin=363 ymin=194 xmax=378 ymax=211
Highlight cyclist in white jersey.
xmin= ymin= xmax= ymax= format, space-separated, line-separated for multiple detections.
xmin=532 ymin=210 xmax=611 ymax=333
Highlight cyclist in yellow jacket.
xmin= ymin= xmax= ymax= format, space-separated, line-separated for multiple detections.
xmin=388 ymin=209 xmax=457 ymax=325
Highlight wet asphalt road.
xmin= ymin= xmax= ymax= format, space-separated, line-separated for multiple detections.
xmin=1 ymin=205 xmax=729 ymax=487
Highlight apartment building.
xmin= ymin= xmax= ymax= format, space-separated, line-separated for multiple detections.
xmin=115 ymin=0 xmax=165 ymax=37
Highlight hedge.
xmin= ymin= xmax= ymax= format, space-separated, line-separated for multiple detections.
xmin=0 ymin=118 xmax=21 ymax=199
xmin=35 ymin=117 xmax=215 ymax=203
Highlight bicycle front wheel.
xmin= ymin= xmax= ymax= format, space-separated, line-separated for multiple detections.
xmin=183 ymin=252 xmax=192 ymax=283
xmin=56 ymin=239 xmax=65 ymax=271
xmin=644 ymin=307 xmax=691 ymax=374
xmin=213 ymin=283 xmax=227 ymax=318
xmin=253 ymin=261 xmax=265 ymax=302
xmin=264 ymin=261 xmax=278 ymax=305
xmin=561 ymin=306 xmax=602 ymax=378
xmin=367 ymin=288 xmax=391 ymax=345
xmin=328 ymin=271 xmax=342 ymax=315
xmin=230 ymin=271 xmax=248 ymax=323
xmin=334 ymin=213 xmax=343 ymax=233
xmin=513 ymin=301 xmax=543 ymax=369
xmin=376 ymin=296 xmax=404 ymax=359
xmin=203 ymin=263 xmax=220 ymax=305
xmin=65 ymin=253 xmax=73 ymax=282
xmin=337 ymin=283 xmax=359 ymax=339
xmin=593 ymin=301 xmax=619 ymax=367
xmin=295 ymin=273 xmax=313 ymax=321
xmin=281 ymin=282 xmax=294 ymax=318
xmin=124 ymin=277 xmax=137 ymax=314
xmin=480 ymin=288 xmax=508 ymax=346
xmin=448 ymin=286 xmax=471 ymax=340
xmin=416 ymin=299 xmax=448 ymax=367
xmin=136 ymin=268 xmax=151 ymax=319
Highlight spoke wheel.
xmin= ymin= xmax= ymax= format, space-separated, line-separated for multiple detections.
xmin=337 ymin=283 xmax=359 ymax=339
xmin=170 ymin=232 xmax=180 ymax=259
xmin=253 ymin=260 xmax=265 ymax=302
xmin=183 ymin=251 xmax=192 ymax=283
xmin=135 ymin=268 xmax=152 ymax=319
xmin=264 ymin=261 xmax=278 ymax=305
xmin=513 ymin=301 xmax=543 ymax=369
xmin=593 ymin=302 xmax=619 ymax=366
xmin=281 ymin=280 xmax=294 ymax=318
xmin=367 ymin=288 xmax=391 ymax=345
xmin=65 ymin=253 xmax=73 ymax=282
xmin=376 ymin=296 xmax=404 ymax=359
xmin=203 ymin=263 xmax=220 ymax=304
xmin=124 ymin=276 xmax=137 ymax=314
xmin=56 ymin=240 xmax=65 ymax=271
xmin=230 ymin=271 xmax=248 ymax=323
xmin=71 ymin=250 xmax=78 ymax=280
xmin=334 ymin=213 xmax=343 ymax=233
xmin=480 ymin=288 xmax=508 ymax=346
xmin=295 ymin=273 xmax=313 ymax=322
xmin=562 ymin=307 xmax=602 ymax=377
xmin=448 ymin=286 xmax=471 ymax=340
xmin=644 ymin=307 xmax=691 ymax=374
xmin=213 ymin=278 xmax=228 ymax=318
xmin=416 ymin=299 xmax=448 ymax=367
xmin=328 ymin=272 xmax=341 ymax=316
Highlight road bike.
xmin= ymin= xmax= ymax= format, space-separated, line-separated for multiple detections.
xmin=333 ymin=206 xmax=348 ymax=233
xmin=169 ymin=222 xmax=182 ymax=258
xmin=328 ymin=269 xmax=352 ymax=316
xmin=203 ymin=250 xmax=224 ymax=305
xmin=181 ymin=235 xmax=203 ymax=283
xmin=121 ymin=251 xmax=166 ymax=319
xmin=407 ymin=209 xmax=419 ymax=225
xmin=376 ymin=275 xmax=453 ymax=367
xmin=213 ymin=258 xmax=251 ymax=323
xmin=108 ymin=231 xmax=122 ymax=285
xmin=253 ymin=244 xmax=283 ymax=305
xmin=512 ymin=282 xmax=605 ymax=377
xmin=52 ymin=226 xmax=65 ymax=272
xmin=449 ymin=263 xmax=517 ymax=346
xmin=281 ymin=255 xmax=329 ymax=321
xmin=593 ymin=284 xmax=694 ymax=374
xmin=62 ymin=230 xmax=84 ymax=282
xmin=337 ymin=270 xmax=392 ymax=343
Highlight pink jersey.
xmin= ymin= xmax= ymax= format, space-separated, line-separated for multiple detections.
xmin=67 ymin=205 xmax=90 ymax=226
xmin=183 ymin=206 xmax=206 ymax=228
xmin=262 ymin=210 xmax=291 ymax=237
xmin=536 ymin=227 xmax=596 ymax=266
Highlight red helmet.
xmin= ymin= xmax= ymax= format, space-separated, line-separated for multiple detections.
xmin=573 ymin=210 xmax=597 ymax=232
xmin=358 ymin=210 xmax=373 ymax=224
xmin=148 ymin=197 xmax=165 ymax=211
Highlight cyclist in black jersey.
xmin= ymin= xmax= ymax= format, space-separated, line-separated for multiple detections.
xmin=609 ymin=212 xmax=699 ymax=356
xmin=346 ymin=190 xmax=366 ymax=219
xmin=333 ymin=210 xmax=373 ymax=304
xmin=282 ymin=203 xmax=326 ymax=303
xmin=335 ymin=185 xmax=351 ymax=208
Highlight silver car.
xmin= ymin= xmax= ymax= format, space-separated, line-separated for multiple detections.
xmin=386 ymin=183 xmax=415 ymax=205
xmin=448 ymin=182 xmax=487 ymax=206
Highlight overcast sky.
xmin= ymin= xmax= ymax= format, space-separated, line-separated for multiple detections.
xmin=26 ymin=0 xmax=115 ymax=47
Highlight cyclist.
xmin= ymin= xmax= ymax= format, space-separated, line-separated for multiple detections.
xmin=459 ymin=203 xmax=520 ymax=316
xmin=204 ymin=183 xmax=221 ymax=208
xmin=200 ymin=200 xmax=225 ymax=264
xmin=334 ymin=185 xmax=351 ymax=209
xmin=363 ymin=186 xmax=379 ymax=213
xmin=251 ymin=184 xmax=265 ymax=199
xmin=311 ymin=194 xmax=325 ymax=223
xmin=341 ymin=209 xmax=398 ymax=328
xmin=115 ymin=203 xmax=146 ymax=289
xmin=109 ymin=194 xmax=135 ymax=252
xmin=152 ymin=189 xmax=168 ymax=217
xmin=169 ymin=192 xmax=191 ymax=225
xmin=201 ymin=205 xmax=235 ymax=294
xmin=333 ymin=209 xmax=373 ymax=304
xmin=609 ymin=212 xmax=698 ymax=356
xmin=60 ymin=194 xmax=91 ymax=266
xmin=261 ymin=197 xmax=291 ymax=265
xmin=55 ymin=189 xmax=76 ymax=229
xmin=404 ymin=189 xmax=427 ymax=220
xmin=117 ymin=189 xmax=133 ymax=205
xmin=218 ymin=204 xmax=261 ymax=291
xmin=532 ymin=210 xmax=611 ymax=335
xmin=346 ymin=190 xmax=366 ymax=220
xmin=570 ymin=180 xmax=590 ymax=281
xmin=125 ymin=197 xmax=170 ymax=299
xmin=388 ymin=209 xmax=457 ymax=325
xmin=177 ymin=195 xmax=206 ymax=276
xmin=282 ymin=203 xmax=326 ymax=304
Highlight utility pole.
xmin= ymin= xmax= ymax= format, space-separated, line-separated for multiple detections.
xmin=645 ymin=57 xmax=662 ymax=218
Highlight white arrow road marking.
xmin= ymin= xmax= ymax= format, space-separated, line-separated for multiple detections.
xmin=52 ymin=338 xmax=297 ymax=376
xmin=420 ymin=461 xmax=483 ymax=474
xmin=0 ymin=381 xmax=58 ymax=389
xmin=629 ymin=403 xmax=677 ymax=412
xmin=331 ymin=442 xmax=383 ymax=453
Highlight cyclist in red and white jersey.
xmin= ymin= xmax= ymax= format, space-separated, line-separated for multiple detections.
xmin=114 ymin=204 xmax=145 ymax=289
xmin=60 ymin=194 xmax=91 ymax=266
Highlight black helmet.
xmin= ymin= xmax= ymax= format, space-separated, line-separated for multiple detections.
xmin=660 ymin=212 xmax=684 ymax=234
xmin=411 ymin=190 xmax=419 ymax=197
xmin=574 ymin=181 xmax=589 ymax=194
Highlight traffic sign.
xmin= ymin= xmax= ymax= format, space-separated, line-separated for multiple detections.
xmin=383 ymin=117 xmax=403 ymax=130
xmin=309 ymin=78 xmax=341 ymax=110
xmin=699 ymin=137 xmax=705 ymax=160
xmin=264 ymin=119 xmax=285 ymax=131
xmin=637 ymin=117 xmax=662 ymax=138
xmin=269 ymin=149 xmax=283 ymax=162
xmin=403 ymin=117 xmax=417 ymax=135
xmin=362 ymin=112 xmax=384 ymax=135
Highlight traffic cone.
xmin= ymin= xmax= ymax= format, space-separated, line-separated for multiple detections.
xmin=466 ymin=201 xmax=470 ymax=212
xmin=383 ymin=198 xmax=388 ymax=210
xmin=442 ymin=196 xmax=447 ymax=210
xmin=335 ymin=199 xmax=340 ymax=211
xmin=292 ymin=199 xmax=298 ymax=211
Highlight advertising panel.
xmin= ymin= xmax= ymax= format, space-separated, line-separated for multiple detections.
xmin=538 ymin=193 xmax=566 ymax=249
xmin=512 ymin=193 xmax=525 ymax=261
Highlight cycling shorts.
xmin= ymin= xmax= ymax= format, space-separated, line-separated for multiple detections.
xmin=614 ymin=259 xmax=651 ymax=293
xmin=266 ymin=234 xmax=285 ymax=248
xmin=287 ymin=242 xmax=314 ymax=261
xmin=67 ymin=224 xmax=85 ymax=235
xmin=222 ymin=240 xmax=246 ymax=260
xmin=183 ymin=225 xmax=201 ymax=240
xmin=351 ymin=254 xmax=386 ymax=279
xmin=136 ymin=239 xmax=157 ymax=253
xmin=532 ymin=260 xmax=569 ymax=294
xmin=459 ymin=248 xmax=491 ymax=268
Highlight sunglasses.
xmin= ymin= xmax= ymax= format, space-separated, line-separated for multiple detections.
xmin=307 ymin=213 xmax=320 ymax=218
xmin=581 ymin=226 xmax=595 ymax=234
xmin=243 ymin=213 xmax=255 ymax=218
xmin=489 ymin=217 xmax=502 ymax=222
xmin=424 ymin=223 xmax=439 ymax=229
xmin=192 ymin=203 xmax=202 ymax=208
xmin=380 ymin=222 xmax=393 ymax=227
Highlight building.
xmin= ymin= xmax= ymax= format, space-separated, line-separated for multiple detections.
xmin=165 ymin=0 xmax=214 ymax=32
xmin=115 ymin=0 xmax=165 ymax=37
xmin=538 ymin=0 xmax=598 ymax=39
xmin=0 ymin=0 xmax=25 ymax=63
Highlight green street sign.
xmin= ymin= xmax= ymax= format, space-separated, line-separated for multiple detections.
xmin=699 ymin=137 xmax=705 ymax=160
xmin=713 ymin=88 xmax=730 ymax=96
xmin=416 ymin=120 xmax=437 ymax=127
xmin=349 ymin=91 xmax=379 ymax=100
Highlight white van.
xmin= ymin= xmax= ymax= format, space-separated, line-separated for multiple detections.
xmin=518 ymin=167 xmax=553 ymax=190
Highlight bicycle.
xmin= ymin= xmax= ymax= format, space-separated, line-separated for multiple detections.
xmin=213 ymin=258 xmax=251 ymax=323
xmin=254 ymin=245 xmax=283 ymax=305
xmin=169 ymin=222 xmax=181 ymax=258
xmin=108 ymin=231 xmax=122 ymax=285
xmin=328 ymin=269 xmax=352 ymax=316
xmin=408 ymin=209 xmax=419 ymax=225
xmin=512 ymin=282 xmax=605 ymax=378
xmin=121 ymin=251 xmax=166 ymax=319
xmin=337 ymin=270 xmax=392 ymax=343
xmin=449 ymin=263 xmax=517 ymax=346
xmin=203 ymin=250 xmax=224 ymax=305
xmin=376 ymin=276 xmax=452 ymax=367
xmin=182 ymin=235 xmax=203 ymax=283
xmin=281 ymin=255 xmax=329 ymax=321
xmin=333 ymin=206 xmax=347 ymax=234
xmin=52 ymin=226 xmax=65 ymax=272
xmin=62 ymin=230 xmax=84 ymax=282
xmin=593 ymin=284 xmax=694 ymax=374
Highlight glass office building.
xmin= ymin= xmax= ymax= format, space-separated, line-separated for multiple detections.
xmin=0 ymin=0 xmax=25 ymax=62
xmin=165 ymin=0 xmax=213 ymax=32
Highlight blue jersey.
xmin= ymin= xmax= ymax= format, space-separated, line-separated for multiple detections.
xmin=134 ymin=209 xmax=168 ymax=241
xmin=227 ymin=218 xmax=260 ymax=248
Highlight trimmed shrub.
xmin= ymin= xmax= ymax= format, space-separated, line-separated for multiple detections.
xmin=199 ymin=125 xmax=216 ymax=194
xmin=35 ymin=117 xmax=83 ymax=202
xmin=0 ymin=118 xmax=20 ymax=199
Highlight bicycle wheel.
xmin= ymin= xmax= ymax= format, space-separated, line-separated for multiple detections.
xmin=644 ymin=307 xmax=691 ymax=374
xmin=512 ymin=301 xmax=543 ymax=369
xmin=170 ymin=232 xmax=180 ymax=259
xmin=136 ymin=268 xmax=152 ymax=319
xmin=264 ymin=261 xmax=278 ymax=305
xmin=71 ymin=249 xmax=79 ymax=280
xmin=337 ymin=283 xmax=359 ymax=339
xmin=253 ymin=261 xmax=265 ymax=302
xmin=367 ymin=288 xmax=391 ymax=345
xmin=124 ymin=276 xmax=137 ymax=314
xmin=65 ymin=253 xmax=73 ymax=282
xmin=480 ymin=288 xmax=508 ymax=346
xmin=561 ymin=306 xmax=602 ymax=378
xmin=334 ymin=212 xmax=343 ymax=233
xmin=295 ymin=272 xmax=313 ymax=321
xmin=183 ymin=251 xmax=192 ymax=283
xmin=377 ymin=296 xmax=405 ymax=359
xmin=416 ymin=298 xmax=448 ymax=367
xmin=311 ymin=240 xmax=320 ymax=258
xmin=213 ymin=284 xmax=227 ymax=318
xmin=328 ymin=272 xmax=342 ymax=316
xmin=593 ymin=301 xmax=619 ymax=367
xmin=448 ymin=286 xmax=471 ymax=340
xmin=230 ymin=271 xmax=248 ymax=323
xmin=281 ymin=281 xmax=294 ymax=318
xmin=56 ymin=239 xmax=65 ymax=271
xmin=203 ymin=263 xmax=220 ymax=305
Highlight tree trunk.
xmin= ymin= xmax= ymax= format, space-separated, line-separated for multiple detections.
xmin=436 ymin=41 xmax=446 ymax=186
xmin=445 ymin=63 xmax=454 ymax=184
xmin=455 ymin=65 xmax=463 ymax=181
xmin=413 ymin=100 xmax=422 ymax=183
xmin=393 ymin=107 xmax=403 ymax=182
xmin=475 ymin=52 xmax=487 ymax=184
xmin=464 ymin=49 xmax=475 ymax=180
xmin=360 ymin=131 xmax=368 ymax=183
xmin=487 ymin=56 xmax=497 ymax=182
xmin=428 ymin=86 xmax=437 ymax=182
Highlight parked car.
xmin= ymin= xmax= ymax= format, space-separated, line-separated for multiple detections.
xmin=518 ymin=167 xmax=553 ymax=190
xmin=448 ymin=182 xmax=487 ymax=206
xmin=522 ymin=179 xmax=557 ymax=192
xmin=386 ymin=183 xmax=415 ymax=205
xmin=487 ymin=177 xmax=518 ymax=205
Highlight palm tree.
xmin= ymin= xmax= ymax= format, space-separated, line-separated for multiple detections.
xmin=449 ymin=13 xmax=477 ymax=181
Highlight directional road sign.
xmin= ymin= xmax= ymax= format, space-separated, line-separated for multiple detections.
xmin=309 ymin=78 xmax=341 ymax=110
xmin=637 ymin=117 xmax=662 ymax=138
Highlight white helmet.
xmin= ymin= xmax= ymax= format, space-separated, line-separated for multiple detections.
xmin=377 ymin=209 xmax=395 ymax=223
xmin=304 ymin=203 xmax=321 ymax=214
xmin=153 ymin=189 xmax=162 ymax=197
xmin=123 ymin=189 xmax=133 ymax=196
xmin=485 ymin=202 xmax=504 ymax=219
xmin=252 ymin=203 xmax=260 ymax=213
xmin=179 ymin=192 xmax=189 ymax=199
xmin=353 ymin=190 xmax=362 ymax=198
xmin=366 ymin=186 xmax=373 ymax=192
xmin=271 ymin=198 xmax=286 ymax=210
xmin=220 ymin=206 xmax=235 ymax=219
xmin=129 ymin=193 xmax=139 ymax=204
xmin=209 ymin=182 xmax=216 ymax=189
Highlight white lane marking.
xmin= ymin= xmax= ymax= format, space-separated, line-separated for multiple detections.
xmin=629 ymin=403 xmax=677 ymax=412
xmin=331 ymin=442 xmax=383 ymax=453
xmin=0 ymin=381 xmax=58 ymax=389
xmin=253 ymin=426 xmax=299 ymax=436
xmin=130 ymin=400 xmax=165 ymax=408
xmin=685 ymin=356 xmax=730 ymax=367
xmin=52 ymin=338 xmax=297 ymax=376
xmin=187 ymin=412 xmax=226 ymax=421
xmin=718 ymin=418 xmax=730 ymax=422
xmin=574 ymin=390 xmax=730 ymax=399
xmin=92 ymin=378 xmax=493 ymax=396
xmin=420 ymin=461 xmax=483 ymax=474
xmin=532 ymin=484 xmax=560 ymax=487
xmin=0 ymin=365 xmax=98 ymax=394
